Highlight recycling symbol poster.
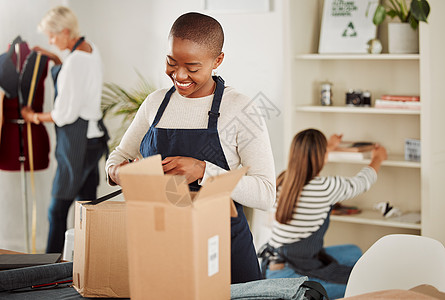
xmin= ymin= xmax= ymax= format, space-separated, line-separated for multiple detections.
xmin=318 ymin=0 xmax=379 ymax=53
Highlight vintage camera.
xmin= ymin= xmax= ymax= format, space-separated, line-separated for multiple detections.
xmin=345 ymin=90 xmax=371 ymax=107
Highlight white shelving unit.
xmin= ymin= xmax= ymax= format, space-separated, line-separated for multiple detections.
xmin=330 ymin=210 xmax=421 ymax=230
xmin=281 ymin=0 xmax=443 ymax=251
xmin=295 ymin=54 xmax=419 ymax=60
xmin=295 ymin=106 xmax=420 ymax=115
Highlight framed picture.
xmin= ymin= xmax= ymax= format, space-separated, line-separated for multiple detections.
xmin=318 ymin=0 xmax=379 ymax=54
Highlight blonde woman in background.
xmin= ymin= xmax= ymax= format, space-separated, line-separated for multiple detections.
xmin=21 ymin=6 xmax=108 ymax=253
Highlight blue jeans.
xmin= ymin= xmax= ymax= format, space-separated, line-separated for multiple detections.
xmin=265 ymin=244 xmax=362 ymax=300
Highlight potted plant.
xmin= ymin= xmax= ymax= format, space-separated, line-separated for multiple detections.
xmin=373 ymin=0 xmax=430 ymax=53
xmin=101 ymin=72 xmax=156 ymax=149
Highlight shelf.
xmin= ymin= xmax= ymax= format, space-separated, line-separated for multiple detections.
xmin=295 ymin=53 xmax=420 ymax=61
xmin=328 ymin=154 xmax=420 ymax=168
xmin=295 ymin=106 xmax=420 ymax=115
xmin=330 ymin=210 xmax=421 ymax=230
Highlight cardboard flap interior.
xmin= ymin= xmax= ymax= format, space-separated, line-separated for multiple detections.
xmin=195 ymin=167 xmax=248 ymax=202
xmin=119 ymin=154 xmax=164 ymax=176
xmin=192 ymin=191 xmax=238 ymax=217
xmin=121 ymin=174 xmax=191 ymax=205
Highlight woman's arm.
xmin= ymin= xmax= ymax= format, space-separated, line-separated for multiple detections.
xmin=21 ymin=106 xmax=53 ymax=124
xmin=105 ymin=96 xmax=153 ymax=185
xmin=330 ymin=145 xmax=387 ymax=204
xmin=33 ymin=46 xmax=62 ymax=65
xmin=368 ymin=144 xmax=388 ymax=173
xmin=200 ymin=94 xmax=276 ymax=211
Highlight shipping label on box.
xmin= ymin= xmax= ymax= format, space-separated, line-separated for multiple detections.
xmin=119 ymin=155 xmax=245 ymax=300
xmin=73 ymin=201 xmax=130 ymax=298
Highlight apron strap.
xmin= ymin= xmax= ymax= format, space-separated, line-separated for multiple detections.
xmin=207 ymin=76 xmax=225 ymax=129
xmin=71 ymin=37 xmax=85 ymax=52
xmin=151 ymin=86 xmax=176 ymax=127
xmin=50 ymin=36 xmax=86 ymax=100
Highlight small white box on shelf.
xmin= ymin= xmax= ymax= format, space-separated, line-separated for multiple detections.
xmin=405 ymin=138 xmax=421 ymax=162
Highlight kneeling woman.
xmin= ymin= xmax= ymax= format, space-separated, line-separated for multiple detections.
xmin=259 ymin=128 xmax=387 ymax=299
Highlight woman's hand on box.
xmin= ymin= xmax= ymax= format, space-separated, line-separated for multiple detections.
xmin=162 ymin=156 xmax=206 ymax=184
xmin=108 ymin=161 xmax=130 ymax=186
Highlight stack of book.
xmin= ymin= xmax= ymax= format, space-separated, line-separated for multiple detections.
xmin=374 ymin=95 xmax=420 ymax=110
xmin=332 ymin=203 xmax=362 ymax=215
xmin=328 ymin=141 xmax=375 ymax=160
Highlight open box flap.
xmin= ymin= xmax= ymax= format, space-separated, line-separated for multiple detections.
xmin=121 ymin=174 xmax=191 ymax=205
xmin=119 ymin=154 xmax=164 ymax=176
xmin=195 ymin=167 xmax=248 ymax=202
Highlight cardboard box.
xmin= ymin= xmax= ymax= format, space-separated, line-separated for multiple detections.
xmin=119 ymin=155 xmax=245 ymax=300
xmin=73 ymin=200 xmax=130 ymax=298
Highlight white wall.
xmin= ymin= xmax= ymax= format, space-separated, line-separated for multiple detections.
xmin=0 ymin=0 xmax=284 ymax=252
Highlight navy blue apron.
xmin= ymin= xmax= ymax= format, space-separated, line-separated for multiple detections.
xmin=259 ymin=211 xmax=352 ymax=284
xmin=51 ymin=37 xmax=108 ymax=199
xmin=139 ymin=76 xmax=262 ymax=283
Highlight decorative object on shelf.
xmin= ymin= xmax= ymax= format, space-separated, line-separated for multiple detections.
xmin=373 ymin=0 xmax=431 ymax=54
xmin=101 ymin=72 xmax=156 ymax=149
xmin=320 ymin=81 xmax=333 ymax=106
xmin=374 ymin=201 xmax=402 ymax=218
xmin=319 ymin=0 xmax=379 ymax=54
xmin=346 ymin=89 xmax=371 ymax=106
xmin=366 ymin=38 xmax=383 ymax=54
xmin=388 ymin=23 xmax=419 ymax=53
xmin=405 ymin=138 xmax=421 ymax=161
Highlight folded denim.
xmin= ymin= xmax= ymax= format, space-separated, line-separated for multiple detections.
xmin=231 ymin=277 xmax=309 ymax=300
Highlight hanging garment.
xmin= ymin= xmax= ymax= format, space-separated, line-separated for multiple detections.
xmin=0 ymin=40 xmax=50 ymax=171
xmin=0 ymin=37 xmax=21 ymax=99
xmin=139 ymin=76 xmax=262 ymax=284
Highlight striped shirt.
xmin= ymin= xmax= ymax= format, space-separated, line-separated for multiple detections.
xmin=269 ymin=166 xmax=377 ymax=249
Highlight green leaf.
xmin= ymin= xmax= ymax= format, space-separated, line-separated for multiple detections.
xmin=387 ymin=10 xmax=398 ymax=18
xmin=408 ymin=14 xmax=419 ymax=29
xmin=101 ymin=73 xmax=156 ymax=146
xmin=373 ymin=5 xmax=387 ymax=25
xmin=411 ymin=0 xmax=430 ymax=22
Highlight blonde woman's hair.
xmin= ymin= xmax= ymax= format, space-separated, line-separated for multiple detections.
xmin=275 ymin=129 xmax=327 ymax=224
xmin=38 ymin=6 xmax=80 ymax=39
